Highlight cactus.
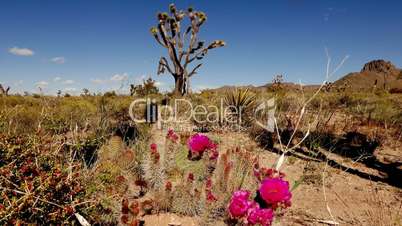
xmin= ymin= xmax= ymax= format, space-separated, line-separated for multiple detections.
xmin=171 ymin=173 xmax=202 ymax=216
xmin=120 ymin=198 xmax=141 ymax=225
xmin=151 ymin=4 xmax=225 ymax=95
xmin=154 ymin=181 xmax=174 ymax=212
xmin=163 ymin=129 xmax=180 ymax=175
xmin=213 ymin=148 xmax=256 ymax=197
xmin=163 ymin=141 xmax=177 ymax=175
xmin=143 ymin=145 xmax=166 ymax=191
xmin=199 ymin=194 xmax=226 ymax=226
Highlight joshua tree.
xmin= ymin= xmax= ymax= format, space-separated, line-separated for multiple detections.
xmin=270 ymin=74 xmax=284 ymax=92
xmin=82 ymin=88 xmax=90 ymax=96
xmin=150 ymin=3 xmax=225 ymax=96
xmin=129 ymin=84 xmax=136 ymax=96
xmin=0 ymin=84 xmax=10 ymax=96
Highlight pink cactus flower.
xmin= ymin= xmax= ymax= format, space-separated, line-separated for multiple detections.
xmin=228 ymin=190 xmax=252 ymax=218
xmin=259 ymin=177 xmax=292 ymax=209
xmin=187 ymin=133 xmax=216 ymax=154
xmin=247 ymin=206 xmax=274 ymax=226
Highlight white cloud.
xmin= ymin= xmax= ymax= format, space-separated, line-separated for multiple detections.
xmin=64 ymin=87 xmax=77 ymax=92
xmin=135 ymin=75 xmax=146 ymax=82
xmin=110 ymin=73 xmax=128 ymax=81
xmin=14 ymin=80 xmax=24 ymax=86
xmin=91 ymin=78 xmax=107 ymax=84
xmin=91 ymin=73 xmax=129 ymax=85
xmin=9 ymin=47 xmax=34 ymax=56
xmin=53 ymin=77 xmax=62 ymax=82
xmin=50 ymin=57 xmax=65 ymax=64
xmin=154 ymin=81 xmax=164 ymax=87
xmin=194 ymin=84 xmax=217 ymax=92
xmin=35 ymin=81 xmax=49 ymax=88
xmin=62 ymin=80 xmax=75 ymax=85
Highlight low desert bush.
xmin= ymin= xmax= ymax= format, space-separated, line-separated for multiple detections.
xmin=0 ymin=134 xmax=112 ymax=224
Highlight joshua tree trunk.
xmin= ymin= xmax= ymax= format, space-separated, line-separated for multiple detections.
xmin=174 ymin=75 xmax=184 ymax=95
xmin=173 ymin=70 xmax=192 ymax=95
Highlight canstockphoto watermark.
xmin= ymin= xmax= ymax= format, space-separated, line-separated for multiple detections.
xmin=129 ymin=98 xmax=276 ymax=131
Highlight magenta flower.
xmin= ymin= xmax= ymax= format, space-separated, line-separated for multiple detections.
xmin=228 ymin=190 xmax=252 ymax=218
xmin=187 ymin=133 xmax=214 ymax=154
xmin=247 ymin=206 xmax=274 ymax=226
xmin=259 ymin=177 xmax=292 ymax=209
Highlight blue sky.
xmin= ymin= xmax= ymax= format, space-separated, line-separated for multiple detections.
xmin=1 ymin=0 xmax=401 ymax=94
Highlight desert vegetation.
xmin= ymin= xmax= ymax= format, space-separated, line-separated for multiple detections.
xmin=1 ymin=73 xmax=402 ymax=225
xmin=1 ymin=2 xmax=402 ymax=226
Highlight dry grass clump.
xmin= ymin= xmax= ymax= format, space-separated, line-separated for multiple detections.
xmin=0 ymin=95 xmax=146 ymax=137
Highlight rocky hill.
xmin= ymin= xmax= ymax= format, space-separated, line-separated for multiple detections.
xmin=334 ymin=60 xmax=402 ymax=91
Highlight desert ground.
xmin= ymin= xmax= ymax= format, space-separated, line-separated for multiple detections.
xmin=1 ymin=81 xmax=401 ymax=225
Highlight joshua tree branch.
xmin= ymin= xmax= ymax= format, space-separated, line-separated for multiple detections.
xmin=157 ymin=24 xmax=169 ymax=46
xmin=188 ymin=63 xmax=202 ymax=77
xmin=188 ymin=48 xmax=207 ymax=64
xmin=159 ymin=22 xmax=183 ymax=74
xmin=153 ymin=34 xmax=166 ymax=47
xmin=168 ymin=41 xmax=182 ymax=73
xmin=158 ymin=57 xmax=174 ymax=74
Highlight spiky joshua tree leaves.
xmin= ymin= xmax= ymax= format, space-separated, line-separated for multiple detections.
xmin=0 ymin=84 xmax=10 ymax=96
xmin=150 ymin=4 xmax=225 ymax=96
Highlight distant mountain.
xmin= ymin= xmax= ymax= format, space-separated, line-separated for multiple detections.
xmin=204 ymin=82 xmax=320 ymax=93
xmin=202 ymin=59 xmax=402 ymax=93
xmin=203 ymin=85 xmax=257 ymax=92
xmin=334 ymin=60 xmax=402 ymax=91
